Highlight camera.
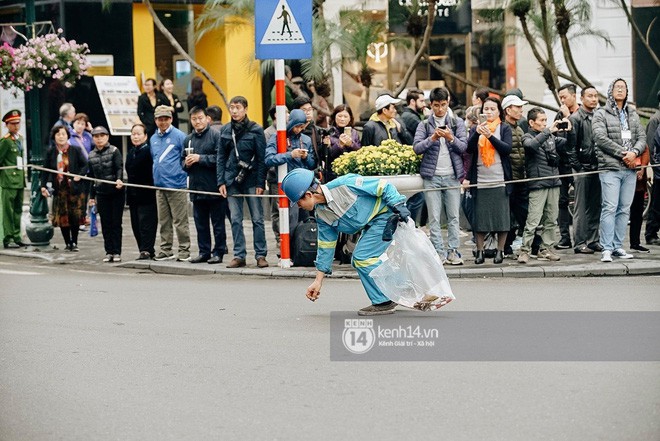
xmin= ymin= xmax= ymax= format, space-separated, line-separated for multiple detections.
xmin=234 ymin=159 xmax=252 ymax=184
xmin=557 ymin=121 xmax=569 ymax=131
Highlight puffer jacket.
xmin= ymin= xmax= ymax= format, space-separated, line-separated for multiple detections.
xmin=361 ymin=113 xmax=412 ymax=147
xmin=88 ymin=143 xmax=123 ymax=198
xmin=593 ymin=101 xmax=646 ymax=172
xmin=183 ymin=125 xmax=220 ymax=201
xmin=506 ymin=120 xmax=526 ymax=180
xmin=522 ymin=128 xmax=573 ymax=190
xmin=413 ymin=114 xmax=467 ymax=181
xmin=567 ymin=106 xmax=597 ymax=172
xmin=217 ymin=119 xmax=267 ymax=192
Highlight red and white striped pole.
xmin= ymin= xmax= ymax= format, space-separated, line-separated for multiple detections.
xmin=275 ymin=59 xmax=291 ymax=268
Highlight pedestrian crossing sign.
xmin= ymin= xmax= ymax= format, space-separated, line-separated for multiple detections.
xmin=256 ymin=0 xmax=312 ymax=60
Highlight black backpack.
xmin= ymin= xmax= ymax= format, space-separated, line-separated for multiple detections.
xmin=292 ymin=218 xmax=318 ymax=267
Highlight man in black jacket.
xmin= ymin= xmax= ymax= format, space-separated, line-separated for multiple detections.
xmin=184 ymin=106 xmax=228 ymax=264
xmin=567 ymin=85 xmax=602 ymax=254
xmin=401 ymin=88 xmax=426 ymax=139
xmin=361 ymin=94 xmax=412 ymax=147
xmin=217 ymin=96 xmax=268 ymax=269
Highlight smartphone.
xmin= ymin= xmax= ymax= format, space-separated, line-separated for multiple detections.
xmin=438 ymin=125 xmax=447 ymax=130
xmin=479 ymin=114 xmax=487 ymax=124
xmin=557 ymin=121 xmax=569 ymax=130
xmin=344 ymin=126 xmax=352 ymax=136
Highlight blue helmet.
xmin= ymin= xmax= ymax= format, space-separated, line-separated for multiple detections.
xmin=282 ymin=168 xmax=315 ymax=203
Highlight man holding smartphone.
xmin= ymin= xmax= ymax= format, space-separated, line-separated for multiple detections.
xmin=412 ymin=87 xmax=468 ymax=265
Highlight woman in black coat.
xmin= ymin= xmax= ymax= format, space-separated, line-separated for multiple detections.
xmin=126 ymin=123 xmax=158 ymax=260
xmin=160 ymin=78 xmax=184 ymax=128
xmin=40 ymin=125 xmax=88 ymax=251
xmin=137 ymin=78 xmax=166 ymax=137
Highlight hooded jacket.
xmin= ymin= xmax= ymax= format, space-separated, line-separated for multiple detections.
xmin=265 ymin=109 xmax=316 ymax=173
xmin=593 ymin=78 xmax=646 ymax=172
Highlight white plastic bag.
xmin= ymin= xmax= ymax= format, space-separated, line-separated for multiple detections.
xmin=371 ymin=220 xmax=455 ymax=310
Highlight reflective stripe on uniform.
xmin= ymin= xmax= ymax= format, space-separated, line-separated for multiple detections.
xmin=318 ymin=240 xmax=337 ymax=249
xmin=353 ymin=257 xmax=380 ymax=268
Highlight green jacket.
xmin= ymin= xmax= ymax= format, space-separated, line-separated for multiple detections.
xmin=0 ymin=134 xmax=25 ymax=189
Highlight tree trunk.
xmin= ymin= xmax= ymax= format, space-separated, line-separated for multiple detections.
xmin=143 ymin=0 xmax=229 ymax=110
xmin=539 ymin=0 xmax=560 ymax=103
xmin=393 ymin=0 xmax=437 ymax=97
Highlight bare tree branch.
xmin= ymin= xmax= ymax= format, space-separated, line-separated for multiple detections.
xmin=393 ymin=0 xmax=436 ymax=97
xmin=144 ymin=0 xmax=229 ymax=110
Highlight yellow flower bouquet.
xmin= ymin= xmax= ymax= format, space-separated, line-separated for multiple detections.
xmin=331 ymin=139 xmax=422 ymax=177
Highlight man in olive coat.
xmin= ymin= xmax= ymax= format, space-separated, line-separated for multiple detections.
xmin=0 ymin=110 xmax=26 ymax=248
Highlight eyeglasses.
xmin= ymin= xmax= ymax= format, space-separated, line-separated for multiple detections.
xmin=614 ymin=85 xmax=626 ymax=91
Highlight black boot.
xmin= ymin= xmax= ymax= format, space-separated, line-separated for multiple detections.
xmin=494 ymin=250 xmax=504 ymax=264
xmin=475 ymin=250 xmax=485 ymax=265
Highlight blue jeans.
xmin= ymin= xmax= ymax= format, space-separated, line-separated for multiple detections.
xmin=599 ymin=170 xmax=636 ymax=251
xmin=423 ymin=175 xmax=461 ymax=256
xmin=227 ymin=187 xmax=267 ymax=260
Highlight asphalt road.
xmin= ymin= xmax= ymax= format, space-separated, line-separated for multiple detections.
xmin=0 ymin=258 xmax=658 ymax=441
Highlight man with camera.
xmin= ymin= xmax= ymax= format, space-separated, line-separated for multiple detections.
xmin=518 ymin=108 xmax=574 ymax=263
xmin=183 ymin=106 xmax=228 ymax=264
xmin=217 ymin=96 xmax=268 ymax=269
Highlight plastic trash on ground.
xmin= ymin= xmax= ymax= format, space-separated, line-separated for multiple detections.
xmin=371 ymin=219 xmax=455 ymax=311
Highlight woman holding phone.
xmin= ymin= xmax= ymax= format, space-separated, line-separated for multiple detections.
xmin=328 ymin=104 xmax=361 ymax=180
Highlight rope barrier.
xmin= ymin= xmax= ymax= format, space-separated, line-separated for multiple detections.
xmin=1 ymin=162 xmax=658 ymax=197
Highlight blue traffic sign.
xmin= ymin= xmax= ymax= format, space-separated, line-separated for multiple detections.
xmin=255 ymin=0 xmax=312 ymax=60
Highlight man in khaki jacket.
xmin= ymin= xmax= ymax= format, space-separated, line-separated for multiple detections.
xmin=0 ymin=110 xmax=26 ymax=248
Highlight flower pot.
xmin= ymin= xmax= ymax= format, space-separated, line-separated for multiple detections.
xmin=377 ymin=174 xmax=423 ymax=196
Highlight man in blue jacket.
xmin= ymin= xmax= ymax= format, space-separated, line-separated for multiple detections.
xmin=413 ymin=87 xmax=468 ymax=265
xmin=151 ymin=105 xmax=191 ymax=261
xmin=282 ymin=168 xmax=410 ymax=316
xmin=183 ymin=106 xmax=227 ymax=264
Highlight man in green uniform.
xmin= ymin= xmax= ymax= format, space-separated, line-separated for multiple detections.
xmin=0 ymin=110 xmax=26 ymax=248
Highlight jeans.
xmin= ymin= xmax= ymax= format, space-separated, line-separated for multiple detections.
xmin=599 ymin=170 xmax=636 ymax=251
xmin=423 ymin=175 xmax=461 ymax=255
xmin=406 ymin=192 xmax=425 ymax=226
xmin=193 ymin=198 xmax=228 ymax=257
xmin=227 ymin=187 xmax=267 ymax=260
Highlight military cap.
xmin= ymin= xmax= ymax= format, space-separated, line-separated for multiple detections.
xmin=2 ymin=109 xmax=21 ymax=123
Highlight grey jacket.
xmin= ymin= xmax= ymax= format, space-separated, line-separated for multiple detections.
xmin=592 ymin=101 xmax=646 ymax=172
xmin=522 ymin=128 xmax=573 ymax=190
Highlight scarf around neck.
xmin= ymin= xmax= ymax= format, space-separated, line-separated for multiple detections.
xmin=231 ymin=117 xmax=251 ymax=142
xmin=56 ymin=144 xmax=69 ymax=183
xmin=478 ymin=117 xmax=501 ymax=167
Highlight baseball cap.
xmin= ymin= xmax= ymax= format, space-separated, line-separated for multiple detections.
xmin=91 ymin=126 xmax=109 ymax=136
xmin=375 ymin=94 xmax=401 ymax=111
xmin=502 ymin=95 xmax=528 ymax=109
xmin=154 ymin=105 xmax=173 ymax=118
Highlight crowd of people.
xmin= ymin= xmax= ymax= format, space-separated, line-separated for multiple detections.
xmin=1 ymin=75 xmax=659 ymax=270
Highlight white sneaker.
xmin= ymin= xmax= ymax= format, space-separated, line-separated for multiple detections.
xmin=612 ymin=248 xmax=633 ymax=259
xmin=446 ymin=249 xmax=464 ymax=266
xmin=601 ymin=250 xmax=613 ymax=262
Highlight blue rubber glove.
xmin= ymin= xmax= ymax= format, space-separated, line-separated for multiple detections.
xmin=391 ymin=203 xmax=411 ymax=223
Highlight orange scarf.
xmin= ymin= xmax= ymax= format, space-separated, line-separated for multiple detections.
xmin=478 ymin=118 xmax=500 ymax=168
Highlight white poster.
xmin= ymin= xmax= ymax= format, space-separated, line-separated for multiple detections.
xmin=94 ymin=76 xmax=141 ymax=136
xmin=0 ymin=87 xmax=27 ymax=140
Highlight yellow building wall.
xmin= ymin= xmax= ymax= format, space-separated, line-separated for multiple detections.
xmin=195 ymin=15 xmax=262 ymax=124
xmin=132 ymin=4 xmax=156 ymax=91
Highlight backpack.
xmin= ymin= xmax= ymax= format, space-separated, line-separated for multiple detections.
xmin=292 ymin=218 xmax=318 ymax=267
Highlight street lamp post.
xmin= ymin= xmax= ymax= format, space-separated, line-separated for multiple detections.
xmin=24 ymin=0 xmax=53 ymax=246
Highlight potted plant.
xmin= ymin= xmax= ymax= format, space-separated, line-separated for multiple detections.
xmin=331 ymin=139 xmax=423 ymax=193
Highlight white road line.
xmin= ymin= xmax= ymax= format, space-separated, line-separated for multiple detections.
xmin=0 ymin=268 xmax=42 ymax=275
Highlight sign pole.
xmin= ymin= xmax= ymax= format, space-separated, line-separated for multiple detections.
xmin=275 ymin=59 xmax=291 ymax=268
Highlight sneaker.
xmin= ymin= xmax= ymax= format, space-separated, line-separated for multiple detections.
xmin=601 ymin=250 xmax=613 ymax=262
xmin=102 ymin=254 xmax=114 ymax=263
xmin=630 ymin=245 xmax=650 ymax=253
xmin=517 ymin=252 xmax=530 ymax=264
xmin=358 ymin=301 xmax=397 ymax=316
xmin=537 ymin=249 xmax=561 ymax=261
xmin=503 ymin=246 xmax=514 ymax=257
xmin=554 ymin=238 xmax=572 ymax=249
xmin=612 ymin=248 xmax=633 ymax=259
xmin=113 ymin=254 xmax=121 ymax=262
xmin=588 ymin=242 xmax=604 ymax=252
xmin=530 ymin=251 xmax=538 ymax=259
xmin=137 ymin=251 xmax=152 ymax=260
xmin=445 ymin=249 xmax=464 ymax=266
xmin=70 ymin=243 xmax=79 ymax=252
xmin=464 ymin=239 xmax=476 ymax=246
xmin=154 ymin=252 xmax=175 ymax=261
xmin=79 ymin=225 xmax=87 ymax=232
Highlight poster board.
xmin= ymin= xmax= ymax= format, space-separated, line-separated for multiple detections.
xmin=93 ymin=76 xmax=140 ymax=136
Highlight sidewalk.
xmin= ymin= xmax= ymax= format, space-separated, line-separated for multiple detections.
xmin=2 ymin=205 xmax=660 ymax=279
